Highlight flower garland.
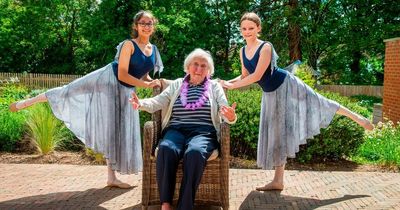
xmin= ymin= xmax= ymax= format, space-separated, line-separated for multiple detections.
xmin=180 ymin=75 xmax=210 ymax=110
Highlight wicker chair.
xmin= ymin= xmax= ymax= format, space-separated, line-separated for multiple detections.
xmin=141 ymin=83 xmax=230 ymax=210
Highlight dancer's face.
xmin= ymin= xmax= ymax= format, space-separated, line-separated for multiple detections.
xmin=240 ymin=20 xmax=260 ymax=41
xmin=135 ymin=16 xmax=155 ymax=37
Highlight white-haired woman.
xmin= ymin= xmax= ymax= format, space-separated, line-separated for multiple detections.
xmin=130 ymin=48 xmax=237 ymax=210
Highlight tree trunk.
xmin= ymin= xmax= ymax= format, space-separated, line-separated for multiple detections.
xmin=288 ymin=0 xmax=302 ymax=63
xmin=350 ymin=51 xmax=361 ymax=74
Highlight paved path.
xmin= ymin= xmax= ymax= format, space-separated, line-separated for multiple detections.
xmin=1 ymin=164 xmax=399 ymax=209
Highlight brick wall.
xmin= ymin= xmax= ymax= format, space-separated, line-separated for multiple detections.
xmin=383 ymin=37 xmax=400 ymax=123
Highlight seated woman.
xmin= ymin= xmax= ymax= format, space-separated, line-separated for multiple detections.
xmin=130 ymin=48 xmax=237 ymax=210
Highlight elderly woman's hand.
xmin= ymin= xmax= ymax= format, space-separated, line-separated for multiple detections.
xmin=220 ymin=102 xmax=237 ymax=122
xmin=129 ymin=92 xmax=141 ymax=109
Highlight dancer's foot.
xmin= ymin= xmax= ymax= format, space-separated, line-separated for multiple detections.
xmin=9 ymin=102 xmax=19 ymax=112
xmin=106 ymin=179 xmax=132 ymax=189
xmin=9 ymin=101 xmax=29 ymax=112
xmin=358 ymin=117 xmax=374 ymax=131
xmin=256 ymin=181 xmax=284 ymax=191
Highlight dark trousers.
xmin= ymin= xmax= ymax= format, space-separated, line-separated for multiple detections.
xmin=156 ymin=124 xmax=218 ymax=210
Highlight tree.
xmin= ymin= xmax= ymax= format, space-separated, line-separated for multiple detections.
xmin=287 ymin=0 xmax=302 ymax=62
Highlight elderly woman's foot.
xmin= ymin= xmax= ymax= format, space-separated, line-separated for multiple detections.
xmin=106 ymin=179 xmax=132 ymax=189
xmin=256 ymin=181 xmax=284 ymax=191
xmin=161 ymin=202 xmax=172 ymax=210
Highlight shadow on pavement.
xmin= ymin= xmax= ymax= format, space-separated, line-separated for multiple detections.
xmin=239 ymin=190 xmax=370 ymax=210
xmin=0 ymin=187 xmax=135 ymax=209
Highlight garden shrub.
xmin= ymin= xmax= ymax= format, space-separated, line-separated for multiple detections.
xmin=0 ymin=84 xmax=29 ymax=152
xmin=0 ymin=111 xmax=26 ymax=151
xmin=295 ymin=64 xmax=317 ymax=89
xmin=350 ymin=95 xmax=382 ymax=114
xmin=57 ymin=128 xmax=84 ymax=152
xmin=136 ymin=87 xmax=152 ymax=129
xmin=227 ymin=88 xmax=261 ymax=158
xmin=85 ymin=148 xmax=106 ymax=164
xmin=355 ymin=121 xmax=400 ymax=168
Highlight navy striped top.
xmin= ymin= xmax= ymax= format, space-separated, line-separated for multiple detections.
xmin=169 ymin=84 xmax=213 ymax=127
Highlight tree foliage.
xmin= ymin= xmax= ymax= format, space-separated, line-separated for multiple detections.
xmin=0 ymin=0 xmax=398 ymax=84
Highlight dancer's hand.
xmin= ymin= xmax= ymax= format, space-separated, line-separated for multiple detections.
xmin=220 ymin=80 xmax=234 ymax=90
xmin=146 ymin=79 xmax=161 ymax=88
xmin=220 ymin=102 xmax=237 ymax=122
xmin=129 ymin=92 xmax=141 ymax=109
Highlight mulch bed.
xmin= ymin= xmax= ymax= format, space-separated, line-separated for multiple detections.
xmin=1 ymin=151 xmax=398 ymax=173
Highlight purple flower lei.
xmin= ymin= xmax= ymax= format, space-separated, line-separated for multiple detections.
xmin=180 ymin=75 xmax=210 ymax=110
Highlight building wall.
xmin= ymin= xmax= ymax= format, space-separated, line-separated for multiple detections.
xmin=383 ymin=37 xmax=400 ymax=123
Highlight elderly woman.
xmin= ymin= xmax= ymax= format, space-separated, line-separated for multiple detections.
xmin=130 ymin=48 xmax=236 ymax=210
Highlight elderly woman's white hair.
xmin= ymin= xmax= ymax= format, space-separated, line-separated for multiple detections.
xmin=183 ymin=48 xmax=214 ymax=76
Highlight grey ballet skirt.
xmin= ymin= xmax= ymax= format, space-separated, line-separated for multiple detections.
xmin=257 ymin=72 xmax=340 ymax=169
xmin=45 ymin=63 xmax=142 ymax=174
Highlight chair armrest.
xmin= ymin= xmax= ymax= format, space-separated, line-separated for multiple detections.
xmin=142 ymin=121 xmax=156 ymax=206
xmin=219 ymin=122 xmax=230 ymax=209
xmin=143 ymin=121 xmax=156 ymax=158
xmin=220 ymin=122 xmax=230 ymax=160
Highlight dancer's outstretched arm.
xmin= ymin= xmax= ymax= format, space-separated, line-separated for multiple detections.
xmin=336 ymin=106 xmax=374 ymax=131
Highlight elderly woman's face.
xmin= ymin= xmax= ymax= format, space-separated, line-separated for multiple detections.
xmin=188 ymin=58 xmax=209 ymax=85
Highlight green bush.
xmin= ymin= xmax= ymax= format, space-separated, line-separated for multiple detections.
xmin=0 ymin=111 xmax=26 ymax=151
xmin=295 ymin=64 xmax=317 ymax=89
xmin=0 ymin=84 xmax=29 ymax=151
xmin=136 ymin=87 xmax=153 ymax=130
xmin=354 ymin=121 xmax=400 ymax=168
xmin=227 ymin=88 xmax=261 ymax=158
xmin=85 ymin=148 xmax=106 ymax=164
xmin=0 ymin=84 xmax=29 ymax=102
xmin=350 ymin=95 xmax=382 ymax=114
xmin=57 ymin=128 xmax=84 ymax=152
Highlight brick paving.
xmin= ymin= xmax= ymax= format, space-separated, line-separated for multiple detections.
xmin=1 ymin=164 xmax=399 ymax=209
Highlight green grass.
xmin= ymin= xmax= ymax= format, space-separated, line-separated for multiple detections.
xmin=352 ymin=121 xmax=400 ymax=168
xmin=25 ymin=103 xmax=64 ymax=154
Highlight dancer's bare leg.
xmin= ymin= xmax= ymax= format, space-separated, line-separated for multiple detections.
xmin=336 ymin=106 xmax=374 ymax=130
xmin=256 ymin=165 xmax=285 ymax=191
xmin=161 ymin=202 xmax=173 ymax=210
xmin=9 ymin=93 xmax=47 ymax=112
xmin=106 ymin=159 xmax=132 ymax=189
